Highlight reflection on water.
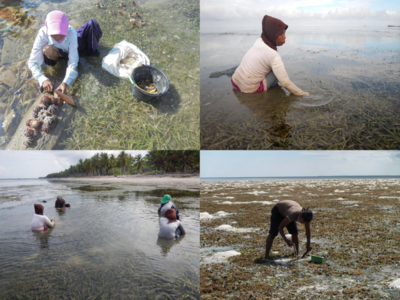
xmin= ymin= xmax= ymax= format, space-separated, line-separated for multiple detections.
xmin=0 ymin=180 xmax=199 ymax=299
xmin=201 ymin=27 xmax=400 ymax=150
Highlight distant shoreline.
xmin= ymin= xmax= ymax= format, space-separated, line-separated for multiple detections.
xmin=201 ymin=175 xmax=400 ymax=182
xmin=46 ymin=174 xmax=200 ymax=188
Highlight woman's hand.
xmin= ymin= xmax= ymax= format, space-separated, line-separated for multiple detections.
xmin=303 ymin=92 xmax=310 ymax=96
xmin=42 ymin=80 xmax=53 ymax=93
xmin=56 ymin=82 xmax=68 ymax=94
xmin=306 ymin=245 xmax=312 ymax=252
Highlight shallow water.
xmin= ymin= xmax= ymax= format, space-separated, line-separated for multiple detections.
xmin=200 ymin=26 xmax=400 ymax=150
xmin=0 ymin=0 xmax=199 ymax=150
xmin=0 ymin=179 xmax=199 ymax=299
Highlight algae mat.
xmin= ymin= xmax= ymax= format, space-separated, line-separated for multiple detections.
xmin=201 ymin=179 xmax=400 ymax=299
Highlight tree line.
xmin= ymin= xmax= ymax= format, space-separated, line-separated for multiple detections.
xmin=45 ymin=151 xmax=199 ymax=178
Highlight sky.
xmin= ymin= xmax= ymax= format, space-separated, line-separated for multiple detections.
xmin=0 ymin=151 xmax=148 ymax=179
xmin=201 ymin=0 xmax=400 ymax=32
xmin=200 ymin=151 xmax=400 ymax=178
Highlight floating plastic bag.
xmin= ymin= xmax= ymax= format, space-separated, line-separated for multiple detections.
xmin=101 ymin=40 xmax=150 ymax=78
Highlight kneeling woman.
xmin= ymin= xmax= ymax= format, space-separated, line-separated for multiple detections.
xmin=158 ymin=209 xmax=186 ymax=240
xmin=28 ymin=11 xmax=102 ymax=93
xmin=31 ymin=204 xmax=55 ymax=232
xmin=232 ymin=15 xmax=309 ymax=96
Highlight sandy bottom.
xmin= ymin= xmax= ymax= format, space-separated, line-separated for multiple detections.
xmin=201 ymin=178 xmax=400 ymax=299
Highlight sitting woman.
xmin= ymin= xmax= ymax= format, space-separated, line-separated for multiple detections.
xmin=28 ymin=10 xmax=102 ymax=93
xmin=55 ymin=196 xmax=70 ymax=208
xmin=31 ymin=204 xmax=55 ymax=232
xmin=157 ymin=194 xmax=180 ymax=220
xmin=158 ymin=209 xmax=186 ymax=240
xmin=231 ymin=15 xmax=309 ymax=96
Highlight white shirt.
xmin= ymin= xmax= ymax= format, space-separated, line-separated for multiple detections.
xmin=232 ymin=38 xmax=307 ymax=95
xmin=158 ymin=217 xmax=181 ymax=239
xmin=158 ymin=201 xmax=176 ymax=217
xmin=31 ymin=213 xmax=53 ymax=231
xmin=28 ymin=25 xmax=79 ymax=87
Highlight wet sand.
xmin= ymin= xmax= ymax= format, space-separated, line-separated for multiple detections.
xmin=201 ymin=178 xmax=400 ymax=299
xmin=48 ymin=174 xmax=200 ymax=187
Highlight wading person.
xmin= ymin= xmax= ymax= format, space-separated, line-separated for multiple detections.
xmin=158 ymin=194 xmax=180 ymax=220
xmin=31 ymin=204 xmax=55 ymax=232
xmin=231 ymin=15 xmax=310 ymax=96
xmin=265 ymin=200 xmax=313 ymax=261
xmin=55 ymin=196 xmax=70 ymax=208
xmin=158 ymin=209 xmax=186 ymax=240
xmin=28 ymin=10 xmax=102 ymax=93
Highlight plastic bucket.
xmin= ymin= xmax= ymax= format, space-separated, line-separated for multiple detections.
xmin=311 ymin=255 xmax=324 ymax=264
xmin=130 ymin=65 xmax=169 ymax=102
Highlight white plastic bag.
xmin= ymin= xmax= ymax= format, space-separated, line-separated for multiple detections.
xmin=101 ymin=40 xmax=150 ymax=79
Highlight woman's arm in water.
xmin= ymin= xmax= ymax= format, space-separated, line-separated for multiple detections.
xmin=271 ymin=56 xmax=310 ymax=96
xmin=44 ymin=216 xmax=55 ymax=228
xmin=178 ymin=223 xmax=186 ymax=235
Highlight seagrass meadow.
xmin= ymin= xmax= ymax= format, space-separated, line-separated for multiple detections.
xmin=0 ymin=0 xmax=199 ymax=149
xmin=200 ymin=27 xmax=400 ymax=150
xmin=200 ymin=178 xmax=400 ymax=299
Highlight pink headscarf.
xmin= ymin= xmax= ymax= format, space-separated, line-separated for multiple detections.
xmin=45 ymin=11 xmax=69 ymax=36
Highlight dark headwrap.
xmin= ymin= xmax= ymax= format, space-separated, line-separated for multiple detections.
xmin=34 ymin=204 xmax=44 ymax=215
xmin=261 ymin=15 xmax=288 ymax=51
xmin=165 ymin=208 xmax=177 ymax=224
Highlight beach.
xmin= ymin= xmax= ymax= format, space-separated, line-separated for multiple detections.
xmin=47 ymin=174 xmax=200 ymax=187
xmin=200 ymin=178 xmax=400 ymax=299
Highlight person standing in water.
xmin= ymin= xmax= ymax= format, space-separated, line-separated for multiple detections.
xmin=158 ymin=209 xmax=186 ymax=240
xmin=264 ymin=200 xmax=313 ymax=261
xmin=55 ymin=196 xmax=70 ymax=208
xmin=231 ymin=15 xmax=310 ymax=96
xmin=158 ymin=194 xmax=180 ymax=220
xmin=28 ymin=11 xmax=102 ymax=93
xmin=31 ymin=204 xmax=55 ymax=232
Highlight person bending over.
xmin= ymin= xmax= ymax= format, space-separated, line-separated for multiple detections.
xmin=28 ymin=10 xmax=102 ymax=93
xmin=231 ymin=15 xmax=309 ymax=96
xmin=265 ymin=200 xmax=313 ymax=260
xmin=31 ymin=204 xmax=55 ymax=232
xmin=158 ymin=209 xmax=186 ymax=240
xmin=157 ymin=194 xmax=180 ymax=220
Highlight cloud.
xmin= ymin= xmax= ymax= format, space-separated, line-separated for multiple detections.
xmin=201 ymin=0 xmax=400 ymax=29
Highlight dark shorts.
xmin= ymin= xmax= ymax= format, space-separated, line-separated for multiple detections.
xmin=268 ymin=205 xmax=298 ymax=237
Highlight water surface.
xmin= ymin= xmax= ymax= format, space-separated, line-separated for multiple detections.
xmin=0 ymin=179 xmax=200 ymax=299
xmin=201 ymin=26 xmax=400 ymax=150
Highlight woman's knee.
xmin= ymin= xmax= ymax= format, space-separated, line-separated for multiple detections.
xmin=42 ymin=44 xmax=60 ymax=61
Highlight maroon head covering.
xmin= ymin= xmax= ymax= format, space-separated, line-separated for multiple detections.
xmin=165 ymin=208 xmax=177 ymax=224
xmin=261 ymin=15 xmax=288 ymax=51
xmin=34 ymin=204 xmax=44 ymax=215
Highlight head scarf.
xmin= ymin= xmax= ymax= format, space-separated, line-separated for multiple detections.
xmin=165 ymin=209 xmax=177 ymax=224
xmin=261 ymin=15 xmax=288 ymax=51
xmin=161 ymin=194 xmax=171 ymax=204
xmin=34 ymin=204 xmax=44 ymax=215
xmin=45 ymin=11 xmax=69 ymax=38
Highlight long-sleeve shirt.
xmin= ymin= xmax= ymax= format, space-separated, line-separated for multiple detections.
xmin=232 ymin=38 xmax=308 ymax=95
xmin=158 ymin=217 xmax=184 ymax=239
xmin=28 ymin=25 xmax=79 ymax=87
xmin=31 ymin=213 xmax=53 ymax=231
